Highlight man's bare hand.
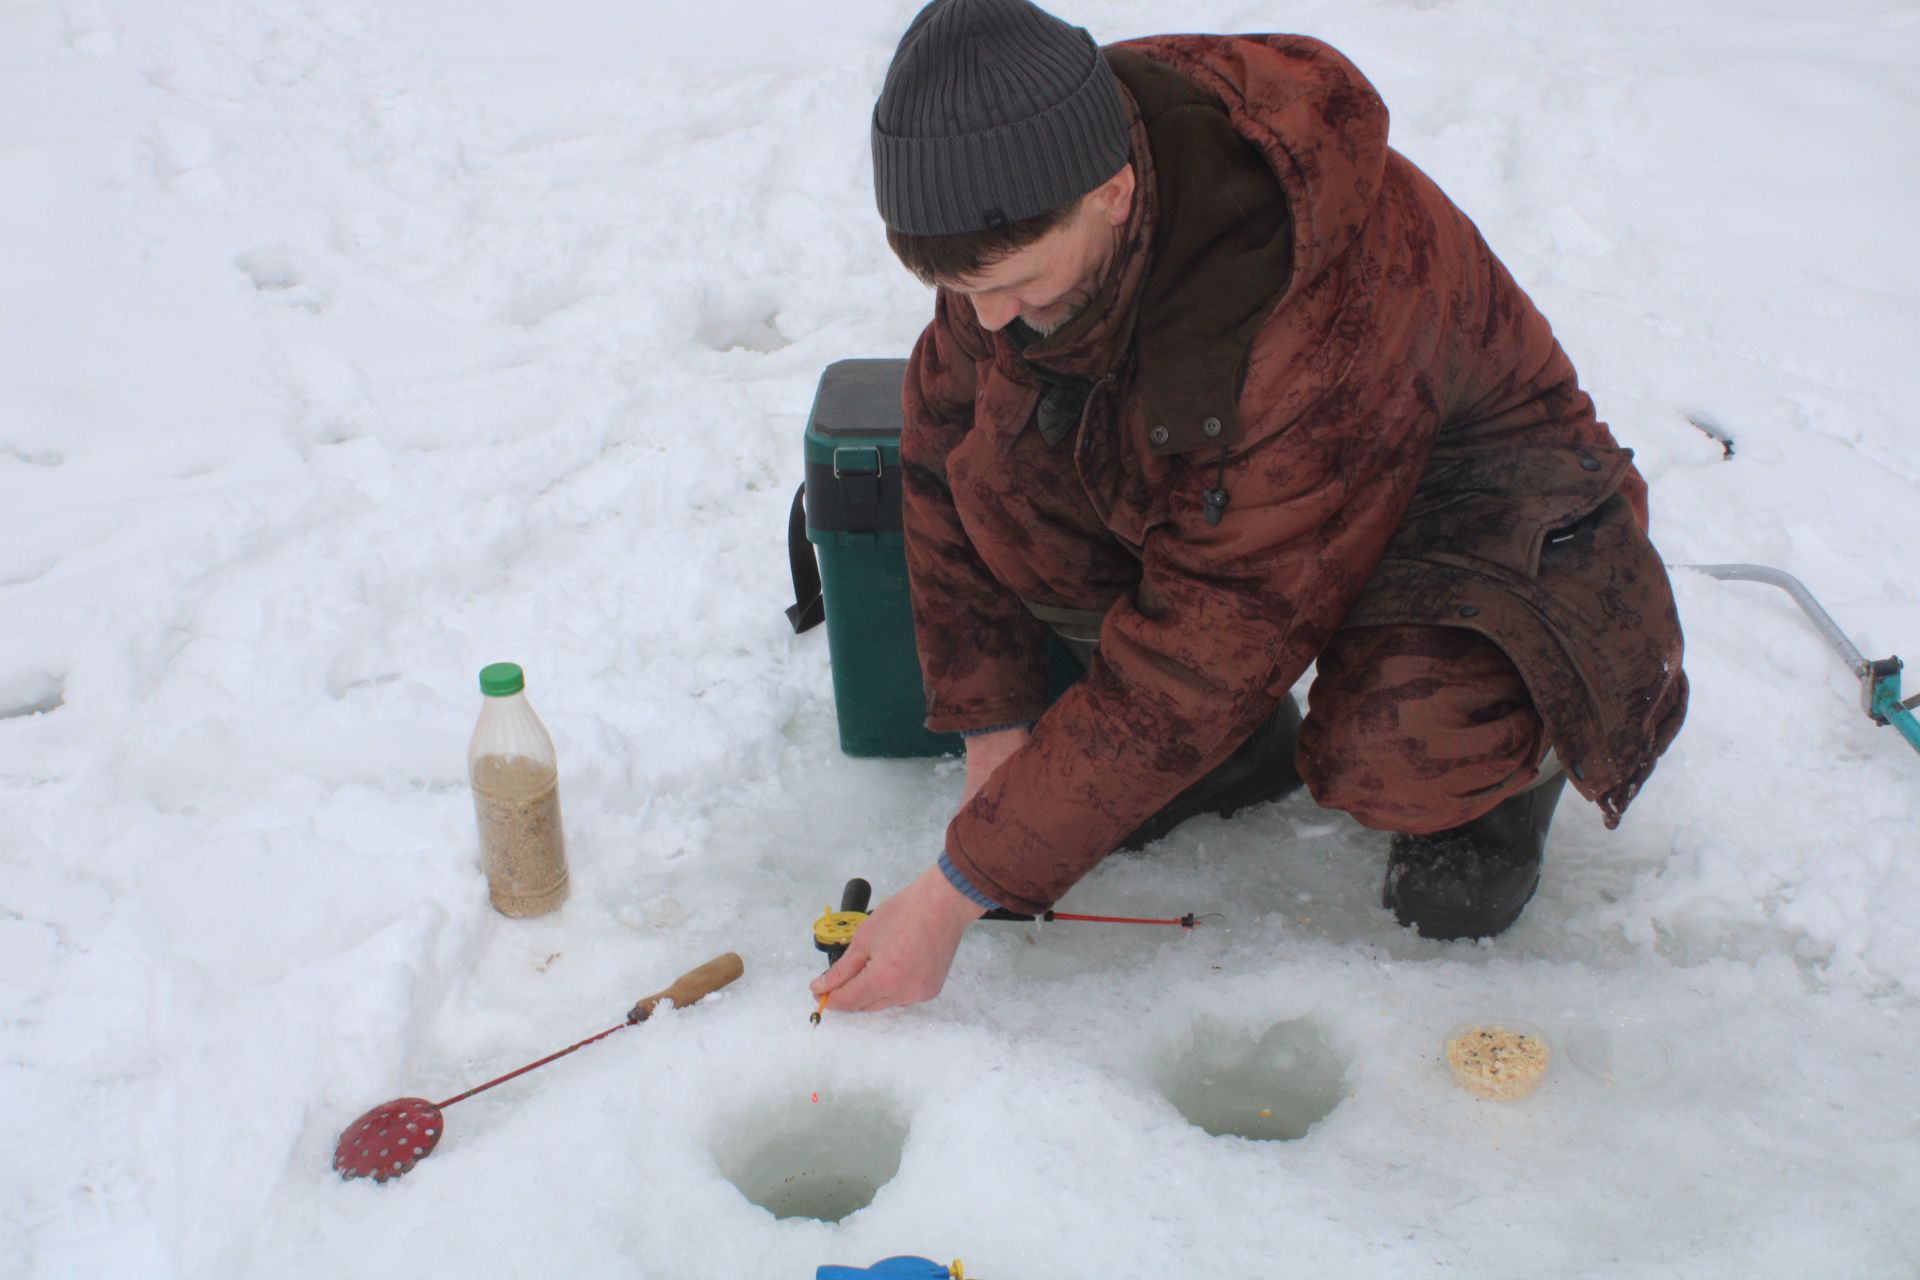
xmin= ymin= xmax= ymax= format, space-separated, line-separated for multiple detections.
xmin=810 ymin=864 xmax=987 ymax=1012
xmin=961 ymin=724 xmax=1029 ymax=805
xmin=808 ymin=728 xmax=1019 ymax=1012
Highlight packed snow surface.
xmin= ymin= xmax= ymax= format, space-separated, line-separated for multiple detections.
xmin=4 ymin=0 xmax=1918 ymax=1275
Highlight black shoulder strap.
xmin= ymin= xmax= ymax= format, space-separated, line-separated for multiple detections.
xmin=785 ymin=482 xmax=824 ymax=633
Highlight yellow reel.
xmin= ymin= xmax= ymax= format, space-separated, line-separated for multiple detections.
xmin=813 ymin=906 xmax=868 ymax=957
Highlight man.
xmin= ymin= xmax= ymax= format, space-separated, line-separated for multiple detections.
xmin=812 ymin=0 xmax=1686 ymax=1012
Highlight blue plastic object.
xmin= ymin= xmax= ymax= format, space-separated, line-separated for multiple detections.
xmin=1868 ymin=660 xmax=1920 ymax=754
xmin=816 ymin=1257 xmax=952 ymax=1280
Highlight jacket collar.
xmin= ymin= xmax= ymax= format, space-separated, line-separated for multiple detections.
xmin=1002 ymin=49 xmax=1295 ymax=459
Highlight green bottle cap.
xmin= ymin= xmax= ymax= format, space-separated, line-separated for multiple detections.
xmin=478 ymin=663 xmax=525 ymax=697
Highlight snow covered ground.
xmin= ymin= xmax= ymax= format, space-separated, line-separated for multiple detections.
xmin=4 ymin=0 xmax=1918 ymax=1274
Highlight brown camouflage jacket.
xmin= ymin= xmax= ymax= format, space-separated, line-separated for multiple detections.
xmin=900 ymin=35 xmax=1688 ymax=915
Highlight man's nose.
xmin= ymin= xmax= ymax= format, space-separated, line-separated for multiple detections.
xmin=969 ymin=293 xmax=1021 ymax=332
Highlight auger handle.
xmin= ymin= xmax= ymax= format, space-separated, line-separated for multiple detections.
xmin=628 ymin=951 xmax=745 ymax=1023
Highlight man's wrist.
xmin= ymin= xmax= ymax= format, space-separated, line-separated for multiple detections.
xmin=958 ymin=719 xmax=1036 ymax=739
xmin=962 ymin=723 xmax=1029 ymax=770
xmin=934 ymin=853 xmax=997 ymax=916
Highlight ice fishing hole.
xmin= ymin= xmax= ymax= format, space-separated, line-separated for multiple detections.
xmin=714 ymin=1092 xmax=908 ymax=1223
xmin=1158 ymin=1017 xmax=1348 ymax=1141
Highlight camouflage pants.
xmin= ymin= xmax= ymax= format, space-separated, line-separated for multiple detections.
xmin=1029 ymin=600 xmax=1550 ymax=837
xmin=1298 ymin=624 xmax=1552 ymax=835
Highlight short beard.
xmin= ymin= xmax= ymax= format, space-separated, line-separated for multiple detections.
xmin=1020 ymin=299 xmax=1088 ymax=339
xmin=1017 ymin=223 xmax=1123 ymax=340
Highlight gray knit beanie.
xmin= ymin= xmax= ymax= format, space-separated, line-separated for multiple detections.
xmin=872 ymin=0 xmax=1130 ymax=237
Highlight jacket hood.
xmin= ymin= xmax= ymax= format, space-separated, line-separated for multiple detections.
xmin=1115 ymin=34 xmax=1390 ymax=303
xmin=972 ymin=35 xmax=1394 ymax=460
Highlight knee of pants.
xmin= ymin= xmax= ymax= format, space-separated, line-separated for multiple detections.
xmin=1298 ymin=729 xmax=1544 ymax=833
xmin=1297 ymin=626 xmax=1548 ymax=834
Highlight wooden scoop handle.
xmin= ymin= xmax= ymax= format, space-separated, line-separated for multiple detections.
xmin=628 ymin=951 xmax=745 ymax=1023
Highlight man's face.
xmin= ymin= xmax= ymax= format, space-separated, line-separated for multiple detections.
xmin=939 ymin=166 xmax=1135 ymax=337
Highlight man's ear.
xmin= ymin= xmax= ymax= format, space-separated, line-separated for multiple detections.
xmin=1090 ymin=164 xmax=1135 ymax=226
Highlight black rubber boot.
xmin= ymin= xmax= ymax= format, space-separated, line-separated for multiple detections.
xmin=1382 ymin=770 xmax=1568 ymax=940
xmin=1119 ymin=698 xmax=1304 ymax=851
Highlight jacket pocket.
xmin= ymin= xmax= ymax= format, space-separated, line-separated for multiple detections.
xmin=1384 ymin=441 xmax=1632 ymax=579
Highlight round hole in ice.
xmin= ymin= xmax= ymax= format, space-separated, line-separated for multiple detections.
xmin=1158 ymin=1016 xmax=1348 ymax=1141
xmin=713 ymin=1092 xmax=908 ymax=1223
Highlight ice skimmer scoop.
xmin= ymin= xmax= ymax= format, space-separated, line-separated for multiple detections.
xmin=335 ymin=951 xmax=744 ymax=1183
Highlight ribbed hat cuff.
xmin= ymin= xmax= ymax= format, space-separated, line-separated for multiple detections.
xmin=873 ymin=57 xmax=1129 ymax=237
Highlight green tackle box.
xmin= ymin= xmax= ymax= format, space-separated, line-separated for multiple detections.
xmin=791 ymin=358 xmax=1080 ymax=758
xmin=798 ymin=358 xmax=959 ymax=757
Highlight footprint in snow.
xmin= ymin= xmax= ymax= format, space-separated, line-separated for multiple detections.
xmin=235 ymin=245 xmax=329 ymax=314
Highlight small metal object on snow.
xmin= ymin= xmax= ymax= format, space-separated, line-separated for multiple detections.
xmin=1685 ymin=413 xmax=1736 ymax=460
xmin=1682 ymin=563 xmax=1920 ymax=757
xmin=334 ymin=952 xmax=744 ymax=1183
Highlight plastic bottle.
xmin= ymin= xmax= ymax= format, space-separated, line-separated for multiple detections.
xmin=468 ymin=662 xmax=569 ymax=917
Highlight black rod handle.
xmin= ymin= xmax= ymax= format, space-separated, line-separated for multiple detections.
xmin=840 ymin=878 xmax=872 ymax=915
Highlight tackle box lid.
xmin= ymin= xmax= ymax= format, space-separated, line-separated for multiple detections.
xmin=806 ymin=358 xmax=909 ymax=443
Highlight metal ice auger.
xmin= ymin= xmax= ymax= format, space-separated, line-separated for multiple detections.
xmin=1683 ymin=563 xmax=1920 ymax=758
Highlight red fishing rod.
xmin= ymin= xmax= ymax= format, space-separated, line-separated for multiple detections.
xmin=809 ymin=877 xmax=1215 ymax=1024
xmin=980 ymin=907 xmax=1208 ymax=929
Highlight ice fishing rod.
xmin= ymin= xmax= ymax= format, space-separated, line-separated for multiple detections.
xmin=1681 ymin=563 xmax=1920 ymax=758
xmin=809 ymin=877 xmax=1212 ymax=1024
xmin=811 ymin=877 xmax=873 ymax=1025
xmin=334 ymin=952 xmax=745 ymax=1182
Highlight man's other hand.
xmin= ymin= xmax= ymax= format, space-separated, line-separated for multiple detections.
xmin=810 ymin=864 xmax=987 ymax=1011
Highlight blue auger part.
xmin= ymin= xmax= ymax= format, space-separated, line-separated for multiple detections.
xmin=816 ymin=1258 xmax=951 ymax=1279
xmin=1868 ymin=660 xmax=1920 ymax=754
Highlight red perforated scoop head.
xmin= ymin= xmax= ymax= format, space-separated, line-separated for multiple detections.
xmin=334 ymin=1098 xmax=444 ymax=1182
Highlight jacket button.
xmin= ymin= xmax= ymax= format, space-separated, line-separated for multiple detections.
xmin=1149 ymin=426 xmax=1170 ymax=446
xmin=1458 ymin=604 xmax=1480 ymax=618
xmin=1202 ymin=416 xmax=1223 ymax=437
xmin=1580 ymin=455 xmax=1602 ymax=471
